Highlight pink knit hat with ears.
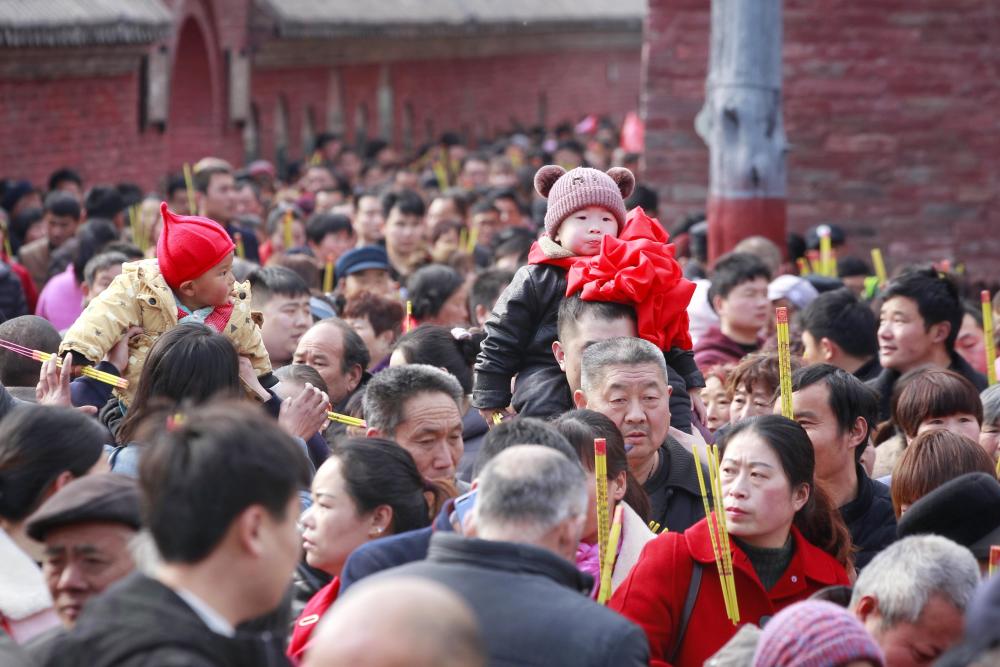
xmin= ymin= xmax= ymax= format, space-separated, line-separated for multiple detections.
xmin=534 ymin=165 xmax=636 ymax=240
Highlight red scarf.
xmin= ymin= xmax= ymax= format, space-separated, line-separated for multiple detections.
xmin=287 ymin=577 xmax=341 ymax=664
xmin=175 ymin=301 xmax=234 ymax=333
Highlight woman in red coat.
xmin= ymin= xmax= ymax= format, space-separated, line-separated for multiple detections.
xmin=610 ymin=415 xmax=852 ymax=667
xmin=288 ymin=438 xmax=439 ymax=663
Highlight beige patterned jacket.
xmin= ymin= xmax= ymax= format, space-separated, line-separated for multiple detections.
xmin=59 ymin=258 xmax=271 ymax=404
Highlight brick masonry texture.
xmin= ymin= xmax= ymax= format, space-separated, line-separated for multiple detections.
xmin=644 ymin=0 xmax=1000 ymax=279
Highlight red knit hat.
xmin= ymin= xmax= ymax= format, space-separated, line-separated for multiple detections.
xmin=156 ymin=202 xmax=235 ymax=290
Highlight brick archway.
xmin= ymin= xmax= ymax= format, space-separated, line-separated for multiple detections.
xmin=167 ymin=9 xmax=221 ymax=169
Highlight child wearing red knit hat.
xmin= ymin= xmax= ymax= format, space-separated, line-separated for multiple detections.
xmin=472 ymin=165 xmax=702 ymax=424
xmin=60 ymin=203 xmax=272 ymax=404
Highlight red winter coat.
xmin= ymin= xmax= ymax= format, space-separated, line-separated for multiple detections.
xmin=287 ymin=577 xmax=340 ymax=664
xmin=610 ymin=517 xmax=849 ymax=667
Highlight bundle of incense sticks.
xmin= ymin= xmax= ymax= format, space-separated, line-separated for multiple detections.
xmin=796 ymin=257 xmax=810 ymax=276
xmin=405 ymin=301 xmax=413 ymax=333
xmin=817 ymin=225 xmax=835 ymax=277
xmin=983 ymin=291 xmax=997 ymax=386
xmin=467 ymin=222 xmax=479 ymax=253
xmin=182 ymin=163 xmax=197 ymax=214
xmin=127 ymin=205 xmax=147 ymax=253
xmin=776 ymin=307 xmax=794 ymax=419
xmin=327 ymin=411 xmax=366 ymax=428
xmin=594 ymin=438 xmax=610 ymax=587
xmin=459 ymin=228 xmax=469 ymax=255
xmin=871 ymin=248 xmax=888 ymax=288
xmin=0 ymin=339 xmax=128 ymax=389
xmin=283 ymin=210 xmax=294 ymax=249
xmin=597 ymin=504 xmax=624 ymax=605
xmin=235 ymin=232 xmax=246 ymax=260
xmin=323 ymin=256 xmax=334 ymax=293
xmin=693 ymin=444 xmax=739 ymax=624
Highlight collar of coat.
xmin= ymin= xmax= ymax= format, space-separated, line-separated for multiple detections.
xmin=684 ymin=520 xmax=846 ymax=595
xmin=426 ymin=532 xmax=592 ymax=594
xmin=527 ymin=236 xmax=578 ymax=270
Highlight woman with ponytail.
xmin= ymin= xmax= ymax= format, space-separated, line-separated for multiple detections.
xmin=288 ymin=438 xmax=444 ymax=663
xmin=611 ymin=415 xmax=851 ymax=667
xmin=553 ymin=409 xmax=653 ymax=599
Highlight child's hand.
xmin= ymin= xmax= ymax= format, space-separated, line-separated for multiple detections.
xmin=104 ymin=327 xmax=144 ymax=375
xmin=279 ymin=383 xmax=330 ymax=440
xmin=479 ymin=407 xmax=515 ymax=428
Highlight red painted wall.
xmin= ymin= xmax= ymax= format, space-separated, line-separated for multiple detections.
xmin=643 ymin=0 xmax=1000 ymax=279
xmin=0 ymin=0 xmax=641 ymax=194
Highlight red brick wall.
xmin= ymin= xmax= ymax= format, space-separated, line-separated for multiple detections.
xmin=644 ymin=0 xmax=1000 ymax=279
xmin=0 ymin=0 xmax=641 ymax=195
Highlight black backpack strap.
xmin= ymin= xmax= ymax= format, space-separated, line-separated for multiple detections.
xmin=669 ymin=561 xmax=703 ymax=664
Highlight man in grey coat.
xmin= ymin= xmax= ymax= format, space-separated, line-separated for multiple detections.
xmin=376 ymin=445 xmax=649 ymax=667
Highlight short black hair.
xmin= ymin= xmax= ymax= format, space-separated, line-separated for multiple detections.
xmin=470 ymin=199 xmax=500 ymax=216
xmin=47 ymin=167 xmax=82 ymax=193
xmin=798 ymin=288 xmax=878 ymax=359
xmin=469 ymin=269 xmax=514 ymax=321
xmin=138 ymin=401 xmax=311 ymax=563
xmin=44 ymin=191 xmax=81 ymax=219
xmin=625 ymin=183 xmax=659 ymax=215
xmin=248 ymin=266 xmax=310 ymax=307
xmin=836 ymin=256 xmax=871 ymax=278
xmin=193 ymin=165 xmax=232 ymax=194
xmin=382 ymin=189 xmax=425 ymax=219
xmin=882 ymin=268 xmax=964 ymax=351
xmin=306 ymin=212 xmax=354 ymax=247
xmin=314 ymin=132 xmax=341 ymax=151
xmin=8 ymin=207 xmax=44 ymax=252
xmin=407 ymin=264 xmax=464 ymax=320
xmin=557 ymin=294 xmax=636 ymax=341
xmin=489 ymin=188 xmax=526 ymax=213
xmin=472 ymin=416 xmax=576 ymax=477
xmin=84 ymin=186 xmax=126 ymax=219
xmin=0 ymin=316 xmax=61 ymax=387
xmin=792 ymin=364 xmax=880 ymax=461
xmin=0 ymin=405 xmax=106 ymax=521
xmin=166 ymin=175 xmax=188 ymax=199
xmin=707 ymin=252 xmax=772 ymax=308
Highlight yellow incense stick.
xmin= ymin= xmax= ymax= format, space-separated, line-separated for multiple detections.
xmin=459 ymin=228 xmax=469 ymax=254
xmin=693 ymin=445 xmax=733 ymax=619
xmin=709 ymin=445 xmax=740 ymax=623
xmin=327 ymin=411 xmax=366 ymax=428
xmin=433 ymin=161 xmax=449 ymax=190
xmin=776 ymin=307 xmax=795 ymax=419
xmin=594 ymin=438 xmax=610 ymax=589
xmin=983 ymin=291 xmax=997 ymax=386
xmin=283 ymin=210 xmax=294 ymax=249
xmin=182 ymin=163 xmax=197 ymax=214
xmin=234 ymin=233 xmax=246 ymax=260
xmin=323 ymin=255 xmax=334 ymax=293
xmin=871 ymin=248 xmax=888 ymax=287
xmin=405 ymin=300 xmax=413 ymax=332
xmin=796 ymin=257 xmax=809 ymax=276
xmin=3 ymin=236 xmax=12 ymax=261
xmin=467 ymin=222 xmax=479 ymax=253
xmin=492 ymin=412 xmax=503 ymax=426
xmin=597 ymin=504 xmax=624 ymax=605
xmin=818 ymin=226 xmax=833 ymax=277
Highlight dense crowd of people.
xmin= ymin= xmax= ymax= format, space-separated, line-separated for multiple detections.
xmin=2 ymin=121 xmax=1000 ymax=667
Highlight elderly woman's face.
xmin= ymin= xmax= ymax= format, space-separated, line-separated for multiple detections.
xmin=720 ymin=430 xmax=808 ymax=549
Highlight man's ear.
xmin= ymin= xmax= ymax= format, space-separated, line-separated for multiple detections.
xmin=929 ymin=321 xmax=951 ymax=346
xmin=853 ymin=595 xmax=880 ymax=625
xmin=573 ymin=388 xmax=588 ymax=409
xmin=711 ymin=294 xmax=726 ymax=315
xmin=847 ymin=415 xmax=868 ymax=450
xmin=236 ymin=505 xmax=267 ymax=557
xmin=552 ymin=340 xmax=566 ymax=371
xmin=346 ymin=364 xmax=364 ymax=392
xmin=365 ymin=426 xmax=382 ymax=439
xmin=819 ymin=336 xmax=837 ymax=362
